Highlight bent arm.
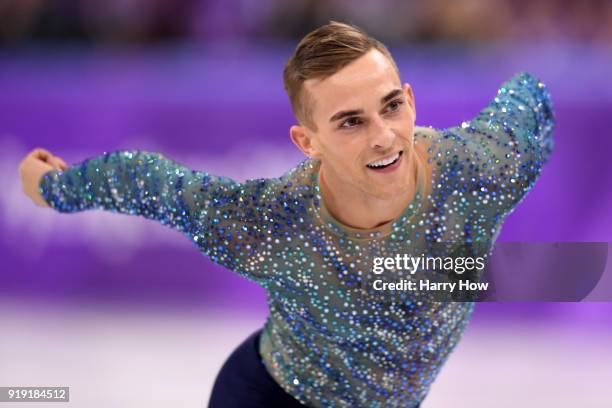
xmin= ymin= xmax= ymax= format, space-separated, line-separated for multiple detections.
xmin=442 ymin=72 xmax=555 ymax=215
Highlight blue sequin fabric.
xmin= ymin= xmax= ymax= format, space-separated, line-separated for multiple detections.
xmin=40 ymin=72 xmax=554 ymax=407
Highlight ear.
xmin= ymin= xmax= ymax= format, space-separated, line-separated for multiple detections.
xmin=290 ymin=125 xmax=321 ymax=159
xmin=402 ymin=82 xmax=416 ymax=121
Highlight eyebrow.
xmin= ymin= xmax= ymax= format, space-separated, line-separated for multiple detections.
xmin=328 ymin=88 xmax=403 ymax=123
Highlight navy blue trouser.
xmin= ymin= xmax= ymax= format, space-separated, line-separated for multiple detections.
xmin=208 ymin=328 xmax=306 ymax=407
xmin=208 ymin=328 xmax=422 ymax=408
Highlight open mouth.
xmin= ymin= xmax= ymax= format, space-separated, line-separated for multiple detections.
xmin=366 ymin=150 xmax=403 ymax=170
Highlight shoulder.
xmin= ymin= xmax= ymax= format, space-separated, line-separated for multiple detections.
xmin=242 ymin=157 xmax=319 ymax=205
xmin=414 ymin=125 xmax=463 ymax=151
xmin=413 ymin=125 xmax=463 ymax=164
xmin=414 ymin=125 xmax=439 ymax=144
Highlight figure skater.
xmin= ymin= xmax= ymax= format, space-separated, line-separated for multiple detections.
xmin=19 ymin=21 xmax=554 ymax=408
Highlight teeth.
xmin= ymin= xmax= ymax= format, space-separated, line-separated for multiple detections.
xmin=367 ymin=151 xmax=401 ymax=168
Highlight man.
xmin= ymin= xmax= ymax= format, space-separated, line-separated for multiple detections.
xmin=19 ymin=21 xmax=554 ymax=408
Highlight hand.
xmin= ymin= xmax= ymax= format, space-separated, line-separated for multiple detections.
xmin=18 ymin=148 xmax=68 ymax=208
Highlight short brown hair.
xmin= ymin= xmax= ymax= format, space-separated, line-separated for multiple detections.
xmin=283 ymin=20 xmax=400 ymax=131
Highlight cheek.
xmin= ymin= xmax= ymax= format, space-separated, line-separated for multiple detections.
xmin=396 ymin=123 xmax=414 ymax=141
xmin=328 ymin=143 xmax=365 ymax=172
xmin=404 ymin=113 xmax=415 ymax=128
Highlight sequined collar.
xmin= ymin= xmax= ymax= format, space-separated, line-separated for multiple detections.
xmin=309 ymin=159 xmax=423 ymax=240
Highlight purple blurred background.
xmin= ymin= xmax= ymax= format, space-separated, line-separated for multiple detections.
xmin=1 ymin=1 xmax=612 ymax=407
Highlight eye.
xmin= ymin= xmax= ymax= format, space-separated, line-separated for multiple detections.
xmin=385 ymin=99 xmax=404 ymax=113
xmin=339 ymin=117 xmax=362 ymax=129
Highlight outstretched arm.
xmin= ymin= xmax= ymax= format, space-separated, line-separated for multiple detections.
xmin=33 ymin=150 xmax=239 ymax=234
xmin=20 ymin=148 xmax=278 ymax=285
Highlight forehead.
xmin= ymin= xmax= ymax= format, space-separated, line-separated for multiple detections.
xmin=304 ymin=49 xmax=401 ymax=117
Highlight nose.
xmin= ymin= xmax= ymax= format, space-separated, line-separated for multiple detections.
xmin=368 ymin=116 xmax=395 ymax=150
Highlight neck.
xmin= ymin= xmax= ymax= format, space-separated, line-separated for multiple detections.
xmin=318 ymin=151 xmax=420 ymax=230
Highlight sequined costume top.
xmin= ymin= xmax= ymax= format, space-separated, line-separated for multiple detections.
xmin=39 ymin=72 xmax=554 ymax=407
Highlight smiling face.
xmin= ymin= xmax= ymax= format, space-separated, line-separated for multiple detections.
xmin=290 ymin=49 xmax=417 ymax=200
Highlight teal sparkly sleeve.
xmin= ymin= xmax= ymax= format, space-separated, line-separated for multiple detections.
xmin=439 ymin=72 xmax=555 ymax=216
xmin=39 ymin=150 xmax=273 ymax=283
xmin=39 ymin=150 xmax=233 ymax=229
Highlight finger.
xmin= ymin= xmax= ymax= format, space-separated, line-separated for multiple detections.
xmin=48 ymin=157 xmax=65 ymax=171
xmin=56 ymin=158 xmax=68 ymax=171
xmin=32 ymin=148 xmax=53 ymax=162
xmin=33 ymin=158 xmax=54 ymax=172
xmin=47 ymin=157 xmax=59 ymax=170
